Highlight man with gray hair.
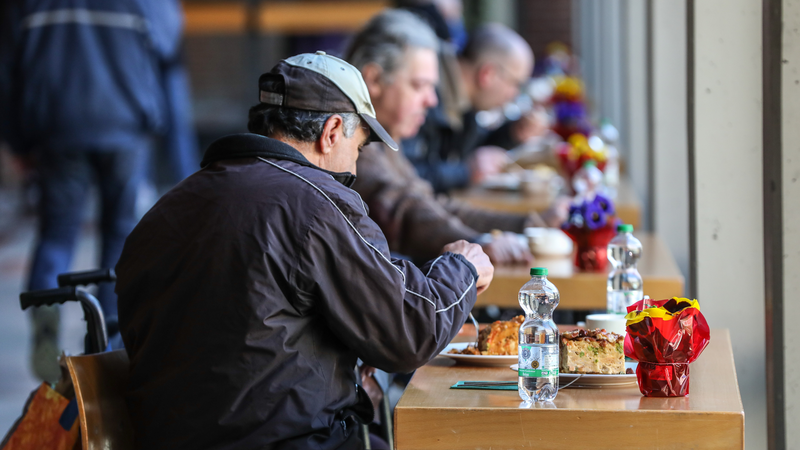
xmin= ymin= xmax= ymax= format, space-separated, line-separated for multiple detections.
xmin=404 ymin=21 xmax=554 ymax=194
xmin=116 ymin=51 xmax=493 ymax=449
xmin=346 ymin=9 xmax=545 ymax=265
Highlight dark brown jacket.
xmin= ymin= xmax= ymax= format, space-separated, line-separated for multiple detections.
xmin=352 ymin=141 xmax=543 ymax=262
xmin=116 ymin=134 xmax=478 ymax=450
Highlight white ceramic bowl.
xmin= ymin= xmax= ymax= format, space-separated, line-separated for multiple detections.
xmin=585 ymin=313 xmax=627 ymax=335
xmin=524 ymin=227 xmax=573 ymax=257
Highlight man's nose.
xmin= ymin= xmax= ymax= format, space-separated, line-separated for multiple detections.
xmin=425 ymin=87 xmax=438 ymax=108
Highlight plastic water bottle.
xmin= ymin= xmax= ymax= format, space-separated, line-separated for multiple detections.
xmin=518 ymin=268 xmax=560 ymax=402
xmin=572 ymin=160 xmax=604 ymax=201
xmin=606 ymin=224 xmax=643 ymax=314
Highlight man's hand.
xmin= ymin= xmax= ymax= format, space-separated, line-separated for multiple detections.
xmin=468 ymin=146 xmax=509 ymax=185
xmin=358 ymin=365 xmax=383 ymax=420
xmin=481 ymin=232 xmax=533 ymax=265
xmin=442 ymin=240 xmax=494 ymax=295
xmin=540 ymin=196 xmax=571 ymax=227
xmin=511 ymin=105 xmax=550 ymax=144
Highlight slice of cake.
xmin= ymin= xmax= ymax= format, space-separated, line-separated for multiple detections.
xmin=478 ymin=315 xmax=524 ymax=355
xmin=560 ymin=328 xmax=625 ymax=374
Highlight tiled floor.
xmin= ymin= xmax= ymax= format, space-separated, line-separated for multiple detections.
xmin=0 ymin=187 xmax=100 ymax=436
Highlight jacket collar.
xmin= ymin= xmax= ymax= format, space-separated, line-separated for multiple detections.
xmin=200 ymin=133 xmax=357 ymax=187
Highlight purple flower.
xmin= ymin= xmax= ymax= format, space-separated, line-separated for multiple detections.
xmin=555 ymin=101 xmax=586 ymax=123
xmin=582 ymin=202 xmax=607 ymax=230
xmin=564 ymin=196 xmax=617 ymax=231
xmin=592 ymin=194 xmax=615 ymax=217
xmin=565 ymin=205 xmax=585 ymax=228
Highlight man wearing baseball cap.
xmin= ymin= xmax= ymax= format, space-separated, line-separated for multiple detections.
xmin=115 ymin=51 xmax=493 ymax=450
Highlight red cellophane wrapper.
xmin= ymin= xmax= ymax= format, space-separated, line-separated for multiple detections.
xmin=623 ymin=298 xmax=710 ymax=397
xmin=561 ymin=223 xmax=616 ymax=272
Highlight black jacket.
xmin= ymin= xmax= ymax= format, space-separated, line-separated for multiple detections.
xmin=403 ymin=108 xmax=519 ymax=194
xmin=116 ymin=134 xmax=479 ymax=449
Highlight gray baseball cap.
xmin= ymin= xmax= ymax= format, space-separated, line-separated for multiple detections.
xmin=258 ymin=51 xmax=398 ymax=151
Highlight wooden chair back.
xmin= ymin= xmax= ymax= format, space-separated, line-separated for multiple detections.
xmin=65 ymin=349 xmax=133 ymax=450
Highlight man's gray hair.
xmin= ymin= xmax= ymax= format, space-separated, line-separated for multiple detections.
xmin=345 ymin=9 xmax=439 ymax=80
xmin=247 ymin=105 xmax=361 ymax=143
xmin=460 ymin=23 xmax=531 ymax=65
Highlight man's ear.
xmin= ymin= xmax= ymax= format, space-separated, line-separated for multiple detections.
xmin=476 ymin=62 xmax=495 ymax=89
xmin=318 ymin=114 xmax=344 ymax=155
xmin=361 ymin=63 xmax=383 ymax=99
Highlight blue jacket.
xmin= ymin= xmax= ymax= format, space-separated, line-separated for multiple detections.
xmin=0 ymin=0 xmax=194 ymax=156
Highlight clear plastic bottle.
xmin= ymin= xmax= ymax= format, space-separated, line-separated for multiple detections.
xmin=518 ymin=268 xmax=560 ymax=402
xmin=571 ymin=160 xmax=604 ymax=201
xmin=606 ymin=224 xmax=644 ymax=314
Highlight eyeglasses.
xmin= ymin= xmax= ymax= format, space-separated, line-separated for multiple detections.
xmin=493 ymin=64 xmax=528 ymax=91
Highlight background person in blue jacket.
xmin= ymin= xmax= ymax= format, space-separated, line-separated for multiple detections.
xmin=0 ymin=0 xmax=198 ymax=382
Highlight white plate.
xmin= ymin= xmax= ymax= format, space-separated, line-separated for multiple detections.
xmin=509 ymin=362 xmax=638 ymax=387
xmin=481 ymin=173 xmax=521 ymax=191
xmin=439 ymin=342 xmax=518 ymax=367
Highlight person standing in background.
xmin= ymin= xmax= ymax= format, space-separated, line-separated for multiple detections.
xmin=0 ymin=0 xmax=198 ymax=382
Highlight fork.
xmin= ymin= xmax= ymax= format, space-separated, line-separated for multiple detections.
xmin=468 ymin=313 xmax=480 ymax=349
xmin=459 ymin=375 xmax=583 ymax=390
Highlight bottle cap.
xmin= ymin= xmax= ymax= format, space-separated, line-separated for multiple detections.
xmin=582 ymin=160 xmax=597 ymax=168
xmin=617 ymin=224 xmax=634 ymax=233
xmin=530 ymin=267 xmax=548 ymax=276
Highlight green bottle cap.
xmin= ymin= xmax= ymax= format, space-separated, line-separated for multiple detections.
xmin=582 ymin=160 xmax=597 ymax=168
xmin=530 ymin=267 xmax=548 ymax=276
xmin=617 ymin=224 xmax=634 ymax=233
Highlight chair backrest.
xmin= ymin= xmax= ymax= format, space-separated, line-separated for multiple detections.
xmin=66 ymin=349 xmax=134 ymax=450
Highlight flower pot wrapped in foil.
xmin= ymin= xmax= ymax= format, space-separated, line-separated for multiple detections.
xmin=561 ymin=194 xmax=618 ymax=272
xmin=623 ymin=298 xmax=710 ymax=397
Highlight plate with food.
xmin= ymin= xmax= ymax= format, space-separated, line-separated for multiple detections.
xmin=481 ymin=172 xmax=521 ymax=191
xmin=509 ymin=361 xmax=637 ymax=388
xmin=439 ymin=316 xmax=524 ymax=366
xmin=440 ymin=342 xmax=518 ymax=367
xmin=559 ymin=361 xmax=637 ymax=387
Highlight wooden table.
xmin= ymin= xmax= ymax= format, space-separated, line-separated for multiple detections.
xmin=183 ymin=1 xmax=388 ymax=34
xmin=452 ymin=178 xmax=642 ymax=230
xmin=394 ymin=329 xmax=744 ymax=449
xmin=476 ymin=232 xmax=684 ymax=310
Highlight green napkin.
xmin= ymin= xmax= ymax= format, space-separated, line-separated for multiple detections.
xmin=450 ymin=381 xmax=517 ymax=391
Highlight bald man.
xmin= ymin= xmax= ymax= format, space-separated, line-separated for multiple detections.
xmin=403 ymin=23 xmax=550 ymax=194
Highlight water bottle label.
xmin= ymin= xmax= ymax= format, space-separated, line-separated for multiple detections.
xmin=518 ymin=344 xmax=559 ymax=377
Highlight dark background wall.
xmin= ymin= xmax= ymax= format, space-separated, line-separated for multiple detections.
xmin=517 ymin=0 xmax=573 ymax=64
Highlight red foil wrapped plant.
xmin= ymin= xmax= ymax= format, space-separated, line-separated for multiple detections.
xmin=624 ymin=298 xmax=711 ymax=397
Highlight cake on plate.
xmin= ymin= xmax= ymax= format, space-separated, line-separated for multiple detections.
xmin=477 ymin=315 xmax=524 ymax=355
xmin=559 ymin=328 xmax=625 ymax=374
